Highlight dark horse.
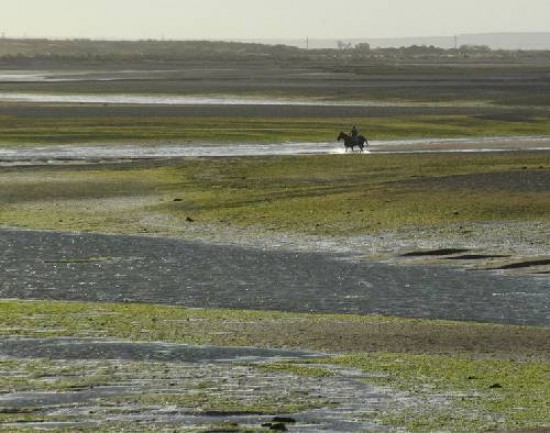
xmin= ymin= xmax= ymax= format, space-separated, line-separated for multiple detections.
xmin=337 ymin=132 xmax=369 ymax=153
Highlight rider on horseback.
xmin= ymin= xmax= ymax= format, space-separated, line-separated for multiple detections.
xmin=350 ymin=125 xmax=359 ymax=145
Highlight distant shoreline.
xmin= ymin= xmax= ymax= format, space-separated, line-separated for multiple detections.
xmin=2 ymin=32 xmax=550 ymax=51
xmin=238 ymin=32 xmax=550 ymax=50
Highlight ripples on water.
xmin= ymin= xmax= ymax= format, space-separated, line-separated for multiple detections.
xmin=1 ymin=230 xmax=549 ymax=326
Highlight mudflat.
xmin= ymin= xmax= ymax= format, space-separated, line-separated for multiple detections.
xmin=1 ymin=228 xmax=549 ymax=326
xmin=1 ymin=53 xmax=550 ymax=432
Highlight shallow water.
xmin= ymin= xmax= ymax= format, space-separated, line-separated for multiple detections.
xmin=0 ymin=142 xmax=346 ymax=163
xmin=0 ymin=337 xmax=388 ymax=432
xmin=0 ymin=338 xmax=311 ymax=363
xmin=1 ymin=229 xmax=549 ymax=326
xmin=1 ymin=88 xmax=549 ymax=160
xmin=0 ymin=91 xmax=418 ymax=107
xmin=0 ymin=91 xmax=325 ymax=106
xmin=2 ymin=135 xmax=550 ymax=166
xmin=0 ymin=91 xmax=487 ymax=107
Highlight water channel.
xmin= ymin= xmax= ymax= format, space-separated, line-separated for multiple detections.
xmin=2 ymin=229 xmax=549 ymax=326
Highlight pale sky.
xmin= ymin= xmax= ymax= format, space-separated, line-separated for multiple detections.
xmin=2 ymin=0 xmax=549 ymax=40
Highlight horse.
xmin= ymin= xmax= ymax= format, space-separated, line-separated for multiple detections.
xmin=337 ymin=132 xmax=369 ymax=153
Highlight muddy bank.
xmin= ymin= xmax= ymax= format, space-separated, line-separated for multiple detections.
xmin=1 ymin=228 xmax=549 ymax=326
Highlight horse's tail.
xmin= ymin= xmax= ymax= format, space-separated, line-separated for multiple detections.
xmin=359 ymin=135 xmax=369 ymax=146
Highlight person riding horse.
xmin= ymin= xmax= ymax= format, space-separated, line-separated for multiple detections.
xmin=350 ymin=125 xmax=360 ymax=146
xmin=337 ymin=130 xmax=369 ymax=152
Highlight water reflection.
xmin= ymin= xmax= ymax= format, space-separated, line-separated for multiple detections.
xmin=2 ymin=136 xmax=550 ymax=166
xmin=1 ymin=229 xmax=549 ymax=326
xmin=0 ymin=142 xmax=345 ymax=165
xmin=0 ymin=92 xmax=372 ymax=106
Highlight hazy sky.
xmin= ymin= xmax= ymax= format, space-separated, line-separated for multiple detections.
xmin=2 ymin=0 xmax=549 ymax=40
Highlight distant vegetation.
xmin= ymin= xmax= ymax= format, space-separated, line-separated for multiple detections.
xmin=0 ymin=38 xmax=302 ymax=62
xmin=1 ymin=37 xmax=550 ymax=65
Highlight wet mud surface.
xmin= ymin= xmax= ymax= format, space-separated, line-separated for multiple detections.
xmin=0 ymin=338 xmax=313 ymax=364
xmin=2 ymin=63 xmax=550 ymax=432
xmin=2 ymin=228 xmax=549 ymax=326
xmin=1 ymin=226 xmax=548 ymax=430
xmin=0 ymin=338 xmax=392 ymax=432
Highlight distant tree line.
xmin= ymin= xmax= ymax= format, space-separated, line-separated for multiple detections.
xmin=0 ymin=38 xmax=303 ymax=62
xmin=1 ymin=37 xmax=549 ymax=65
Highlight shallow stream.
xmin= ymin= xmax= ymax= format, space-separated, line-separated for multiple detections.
xmin=2 ymin=229 xmax=549 ymax=326
xmin=2 ymin=135 xmax=550 ymax=167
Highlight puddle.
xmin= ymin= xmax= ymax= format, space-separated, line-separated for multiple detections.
xmin=0 ymin=338 xmax=398 ymax=432
xmin=0 ymin=387 xmax=130 ymax=409
xmin=491 ymin=258 xmax=550 ymax=270
xmin=0 ymin=337 xmax=315 ymax=363
xmin=447 ymin=254 xmax=512 ymax=260
xmin=0 ymin=72 xmax=125 ymax=82
xmin=400 ymin=248 xmax=470 ymax=257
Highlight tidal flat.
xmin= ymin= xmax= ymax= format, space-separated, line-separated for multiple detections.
xmin=1 ymin=55 xmax=550 ymax=432
xmin=2 ymin=152 xmax=550 ymax=269
xmin=1 ymin=300 xmax=550 ymax=432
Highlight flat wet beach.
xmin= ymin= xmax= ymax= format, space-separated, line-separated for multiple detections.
xmin=2 ymin=228 xmax=549 ymax=326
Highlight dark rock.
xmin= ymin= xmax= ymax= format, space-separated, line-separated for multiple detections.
xmin=272 ymin=416 xmax=296 ymax=424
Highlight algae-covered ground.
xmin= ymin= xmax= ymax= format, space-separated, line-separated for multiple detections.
xmin=2 ymin=152 xmax=550 ymax=270
xmin=2 ymin=153 xmax=550 ymax=432
xmin=1 ymin=57 xmax=550 ymax=432
xmin=1 ymin=300 xmax=550 ymax=432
